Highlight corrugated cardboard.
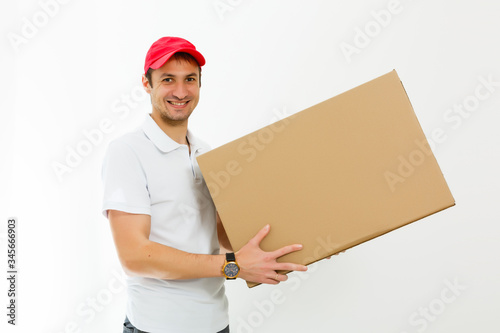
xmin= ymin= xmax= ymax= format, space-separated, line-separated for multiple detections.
xmin=197 ymin=70 xmax=455 ymax=287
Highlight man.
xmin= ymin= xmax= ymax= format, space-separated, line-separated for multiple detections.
xmin=101 ymin=36 xmax=308 ymax=333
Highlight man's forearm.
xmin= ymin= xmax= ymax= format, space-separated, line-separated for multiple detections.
xmin=109 ymin=210 xmax=227 ymax=280
xmin=122 ymin=240 xmax=226 ymax=280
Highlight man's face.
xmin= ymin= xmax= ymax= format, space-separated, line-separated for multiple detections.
xmin=143 ymin=57 xmax=200 ymax=125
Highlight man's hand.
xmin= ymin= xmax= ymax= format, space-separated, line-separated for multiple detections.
xmin=236 ymin=224 xmax=307 ymax=285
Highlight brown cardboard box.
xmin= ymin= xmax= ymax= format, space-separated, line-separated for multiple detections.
xmin=197 ymin=70 xmax=455 ymax=287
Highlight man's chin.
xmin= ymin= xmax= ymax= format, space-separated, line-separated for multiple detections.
xmin=160 ymin=111 xmax=191 ymax=124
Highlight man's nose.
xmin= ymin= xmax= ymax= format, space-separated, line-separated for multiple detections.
xmin=173 ymin=82 xmax=189 ymax=100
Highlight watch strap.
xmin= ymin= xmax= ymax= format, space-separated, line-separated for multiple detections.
xmin=226 ymin=252 xmax=236 ymax=262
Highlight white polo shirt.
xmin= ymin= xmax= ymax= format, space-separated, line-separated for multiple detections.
xmin=101 ymin=114 xmax=228 ymax=333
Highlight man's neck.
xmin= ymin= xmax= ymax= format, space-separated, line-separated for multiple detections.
xmin=150 ymin=113 xmax=189 ymax=146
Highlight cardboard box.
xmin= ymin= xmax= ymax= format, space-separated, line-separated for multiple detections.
xmin=197 ymin=70 xmax=455 ymax=287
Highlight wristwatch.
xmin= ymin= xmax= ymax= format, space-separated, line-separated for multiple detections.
xmin=222 ymin=253 xmax=240 ymax=280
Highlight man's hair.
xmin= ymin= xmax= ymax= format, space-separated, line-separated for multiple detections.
xmin=145 ymin=52 xmax=202 ymax=88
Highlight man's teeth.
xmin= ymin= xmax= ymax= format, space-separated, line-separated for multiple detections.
xmin=169 ymin=101 xmax=187 ymax=105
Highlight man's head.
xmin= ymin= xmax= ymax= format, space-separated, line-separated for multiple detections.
xmin=143 ymin=36 xmax=205 ymax=88
xmin=142 ymin=37 xmax=205 ymax=125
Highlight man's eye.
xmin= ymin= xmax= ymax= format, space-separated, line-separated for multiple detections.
xmin=163 ymin=78 xmax=173 ymax=82
xmin=186 ymin=78 xmax=196 ymax=82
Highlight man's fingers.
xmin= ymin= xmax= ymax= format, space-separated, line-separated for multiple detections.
xmin=270 ymin=243 xmax=303 ymax=259
xmin=260 ymin=273 xmax=289 ymax=284
xmin=273 ymin=273 xmax=288 ymax=282
xmin=262 ymin=278 xmax=280 ymax=285
xmin=249 ymin=224 xmax=270 ymax=246
xmin=273 ymin=262 xmax=308 ymax=272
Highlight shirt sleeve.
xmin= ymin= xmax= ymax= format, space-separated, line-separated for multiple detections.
xmin=101 ymin=139 xmax=151 ymax=218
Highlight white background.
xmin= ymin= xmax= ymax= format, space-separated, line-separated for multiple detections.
xmin=1 ymin=0 xmax=499 ymax=332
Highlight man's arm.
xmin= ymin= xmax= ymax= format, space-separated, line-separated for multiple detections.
xmin=109 ymin=210 xmax=224 ymax=279
xmin=109 ymin=210 xmax=307 ymax=284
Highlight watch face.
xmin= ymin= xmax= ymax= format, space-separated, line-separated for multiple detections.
xmin=224 ymin=263 xmax=239 ymax=278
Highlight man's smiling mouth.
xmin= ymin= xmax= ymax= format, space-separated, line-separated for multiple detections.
xmin=168 ymin=101 xmax=189 ymax=106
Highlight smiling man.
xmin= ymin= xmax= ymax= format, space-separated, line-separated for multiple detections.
xmin=101 ymin=37 xmax=308 ymax=333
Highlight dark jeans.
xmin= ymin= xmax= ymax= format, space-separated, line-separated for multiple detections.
xmin=123 ymin=316 xmax=230 ymax=333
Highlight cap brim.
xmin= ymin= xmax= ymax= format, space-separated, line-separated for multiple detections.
xmin=149 ymin=48 xmax=206 ymax=70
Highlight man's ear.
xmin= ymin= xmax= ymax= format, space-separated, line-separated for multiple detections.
xmin=142 ymin=74 xmax=152 ymax=94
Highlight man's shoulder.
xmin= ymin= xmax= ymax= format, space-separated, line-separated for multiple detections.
xmin=105 ymin=126 xmax=149 ymax=155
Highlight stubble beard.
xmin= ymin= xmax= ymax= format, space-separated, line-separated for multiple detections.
xmin=153 ymin=98 xmax=192 ymax=127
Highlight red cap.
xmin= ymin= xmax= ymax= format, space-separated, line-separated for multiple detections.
xmin=144 ymin=36 xmax=205 ymax=74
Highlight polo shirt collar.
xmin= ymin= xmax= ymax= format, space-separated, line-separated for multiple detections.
xmin=186 ymin=129 xmax=203 ymax=153
xmin=142 ymin=114 xmax=203 ymax=153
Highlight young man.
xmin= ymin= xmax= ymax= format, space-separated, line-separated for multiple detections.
xmin=101 ymin=37 xmax=307 ymax=333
